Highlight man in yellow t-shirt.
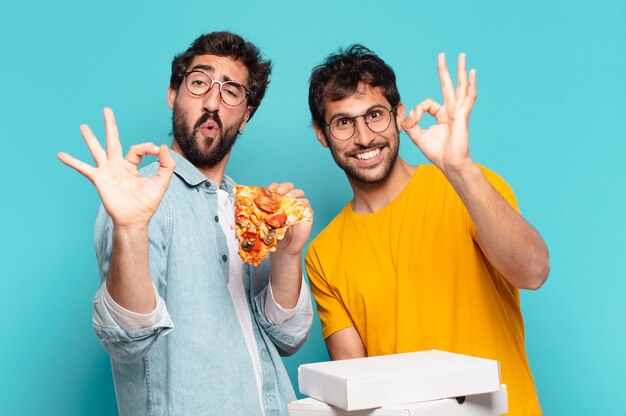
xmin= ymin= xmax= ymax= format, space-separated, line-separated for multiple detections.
xmin=305 ymin=45 xmax=550 ymax=415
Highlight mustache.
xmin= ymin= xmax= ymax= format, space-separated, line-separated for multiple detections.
xmin=194 ymin=112 xmax=223 ymax=131
xmin=347 ymin=141 xmax=387 ymax=157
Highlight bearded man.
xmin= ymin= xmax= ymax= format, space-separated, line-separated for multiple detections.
xmin=58 ymin=31 xmax=313 ymax=416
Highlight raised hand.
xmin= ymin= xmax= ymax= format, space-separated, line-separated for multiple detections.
xmin=401 ymin=53 xmax=477 ymax=174
xmin=57 ymin=108 xmax=175 ymax=227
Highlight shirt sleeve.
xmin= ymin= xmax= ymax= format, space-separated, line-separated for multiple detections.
xmin=264 ymin=275 xmax=312 ymax=325
xmin=95 ymin=283 xmax=172 ymax=332
xmin=305 ymin=244 xmax=354 ymax=340
xmin=92 ymin=196 xmax=174 ymax=363
xmin=251 ymin=261 xmax=313 ymax=356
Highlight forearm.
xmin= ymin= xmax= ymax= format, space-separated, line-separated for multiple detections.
xmin=326 ymin=327 xmax=367 ymax=360
xmin=269 ymin=252 xmax=303 ymax=308
xmin=444 ymin=163 xmax=550 ymax=289
xmin=106 ymin=224 xmax=157 ymax=313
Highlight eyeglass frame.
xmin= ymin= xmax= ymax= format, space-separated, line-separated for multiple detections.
xmin=183 ymin=70 xmax=252 ymax=106
xmin=323 ymin=106 xmax=397 ymax=141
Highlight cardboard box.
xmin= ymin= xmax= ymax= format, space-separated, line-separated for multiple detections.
xmin=288 ymin=385 xmax=508 ymax=415
xmin=298 ymin=350 xmax=501 ymax=411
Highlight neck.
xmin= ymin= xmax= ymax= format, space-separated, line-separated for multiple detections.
xmin=170 ymin=141 xmax=229 ymax=186
xmin=349 ymin=157 xmax=416 ymax=214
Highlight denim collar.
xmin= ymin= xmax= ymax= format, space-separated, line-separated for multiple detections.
xmin=169 ymin=148 xmax=235 ymax=196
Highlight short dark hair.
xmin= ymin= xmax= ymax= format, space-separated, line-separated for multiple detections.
xmin=308 ymin=44 xmax=400 ymax=128
xmin=170 ymin=31 xmax=272 ymax=120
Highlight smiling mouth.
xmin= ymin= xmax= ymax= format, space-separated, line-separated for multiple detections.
xmin=355 ymin=148 xmax=381 ymax=161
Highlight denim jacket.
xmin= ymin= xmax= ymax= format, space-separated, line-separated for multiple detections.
xmin=92 ymin=150 xmax=312 ymax=415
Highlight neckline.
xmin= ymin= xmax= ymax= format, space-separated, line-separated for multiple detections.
xmin=346 ymin=165 xmax=422 ymax=218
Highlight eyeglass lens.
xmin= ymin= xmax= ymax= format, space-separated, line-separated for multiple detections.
xmin=329 ymin=107 xmax=393 ymax=141
xmin=185 ymin=71 xmax=247 ymax=106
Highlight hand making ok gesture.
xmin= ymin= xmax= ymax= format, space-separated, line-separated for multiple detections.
xmin=401 ymin=53 xmax=477 ymax=174
xmin=57 ymin=108 xmax=175 ymax=228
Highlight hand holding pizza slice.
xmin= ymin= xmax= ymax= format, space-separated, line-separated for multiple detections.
xmin=234 ymin=184 xmax=313 ymax=266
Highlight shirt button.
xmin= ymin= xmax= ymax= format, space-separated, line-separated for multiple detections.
xmin=266 ymin=395 xmax=274 ymax=405
xmin=221 ymin=254 xmax=228 ymax=262
xmin=214 ymin=215 xmax=219 ymax=222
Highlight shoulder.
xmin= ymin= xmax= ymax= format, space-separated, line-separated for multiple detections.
xmin=306 ymin=204 xmax=350 ymax=258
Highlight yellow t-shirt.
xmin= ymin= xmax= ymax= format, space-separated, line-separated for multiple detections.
xmin=305 ymin=165 xmax=541 ymax=416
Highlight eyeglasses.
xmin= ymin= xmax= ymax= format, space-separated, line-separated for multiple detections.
xmin=184 ymin=70 xmax=251 ymax=106
xmin=324 ymin=106 xmax=396 ymax=141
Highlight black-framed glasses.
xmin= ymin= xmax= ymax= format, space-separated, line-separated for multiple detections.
xmin=324 ymin=106 xmax=396 ymax=141
xmin=184 ymin=70 xmax=251 ymax=106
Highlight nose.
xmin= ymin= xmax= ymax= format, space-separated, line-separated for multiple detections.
xmin=352 ymin=116 xmax=375 ymax=147
xmin=202 ymin=83 xmax=222 ymax=113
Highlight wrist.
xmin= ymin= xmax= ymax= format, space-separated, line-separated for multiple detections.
xmin=270 ymin=250 xmax=302 ymax=266
xmin=112 ymin=222 xmax=150 ymax=243
xmin=442 ymin=160 xmax=480 ymax=182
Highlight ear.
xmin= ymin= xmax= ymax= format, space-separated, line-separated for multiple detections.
xmin=394 ymin=102 xmax=406 ymax=131
xmin=238 ymin=107 xmax=252 ymax=133
xmin=312 ymin=122 xmax=329 ymax=148
xmin=167 ymin=86 xmax=178 ymax=109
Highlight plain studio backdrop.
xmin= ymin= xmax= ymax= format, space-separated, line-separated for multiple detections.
xmin=1 ymin=0 xmax=624 ymax=414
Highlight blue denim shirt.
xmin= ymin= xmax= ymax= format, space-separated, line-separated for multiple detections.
xmin=92 ymin=150 xmax=312 ymax=416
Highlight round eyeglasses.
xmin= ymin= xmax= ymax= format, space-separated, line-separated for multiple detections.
xmin=184 ymin=70 xmax=251 ymax=106
xmin=324 ymin=106 xmax=396 ymax=141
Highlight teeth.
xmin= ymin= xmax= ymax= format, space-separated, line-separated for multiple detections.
xmin=356 ymin=148 xmax=380 ymax=160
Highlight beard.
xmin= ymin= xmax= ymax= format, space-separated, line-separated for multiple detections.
xmin=172 ymin=103 xmax=243 ymax=167
xmin=327 ymin=132 xmax=399 ymax=185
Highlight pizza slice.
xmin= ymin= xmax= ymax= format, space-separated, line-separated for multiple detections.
xmin=233 ymin=185 xmax=312 ymax=266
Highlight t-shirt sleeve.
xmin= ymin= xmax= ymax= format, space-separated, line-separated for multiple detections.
xmin=305 ymin=244 xmax=355 ymax=340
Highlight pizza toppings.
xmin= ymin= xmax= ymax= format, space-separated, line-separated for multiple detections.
xmin=265 ymin=213 xmax=287 ymax=228
xmin=254 ymin=188 xmax=281 ymax=213
xmin=233 ymin=185 xmax=312 ymax=266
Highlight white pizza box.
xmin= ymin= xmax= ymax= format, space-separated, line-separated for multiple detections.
xmin=298 ymin=350 xmax=501 ymax=411
xmin=288 ymin=384 xmax=508 ymax=416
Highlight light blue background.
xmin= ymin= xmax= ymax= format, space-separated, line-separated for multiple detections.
xmin=1 ymin=0 xmax=624 ymax=414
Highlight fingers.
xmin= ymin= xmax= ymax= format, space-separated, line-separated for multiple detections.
xmin=439 ymin=53 xmax=476 ymax=103
xmin=437 ymin=53 xmax=455 ymax=105
xmin=155 ymin=145 xmax=175 ymax=188
xmin=438 ymin=53 xmax=477 ymax=114
xmin=401 ymin=99 xmax=443 ymax=143
xmin=57 ymin=152 xmax=95 ymax=181
xmin=401 ymin=108 xmax=418 ymax=131
xmin=416 ymin=98 xmax=443 ymax=119
xmin=468 ymin=68 xmax=477 ymax=103
xmin=268 ymin=182 xmax=294 ymax=195
xmin=125 ymin=143 xmax=161 ymax=165
xmin=267 ymin=182 xmax=308 ymax=202
xmin=80 ymin=124 xmax=107 ymax=166
xmin=286 ymin=189 xmax=305 ymax=200
xmin=456 ymin=53 xmax=468 ymax=100
xmin=404 ymin=99 xmax=442 ymax=128
xmin=103 ymin=108 xmax=123 ymax=159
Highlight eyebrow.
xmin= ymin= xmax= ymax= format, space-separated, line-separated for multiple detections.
xmin=189 ymin=64 xmax=243 ymax=85
xmin=329 ymin=104 xmax=390 ymax=121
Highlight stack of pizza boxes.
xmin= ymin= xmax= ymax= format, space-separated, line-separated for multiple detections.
xmin=289 ymin=350 xmax=508 ymax=416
